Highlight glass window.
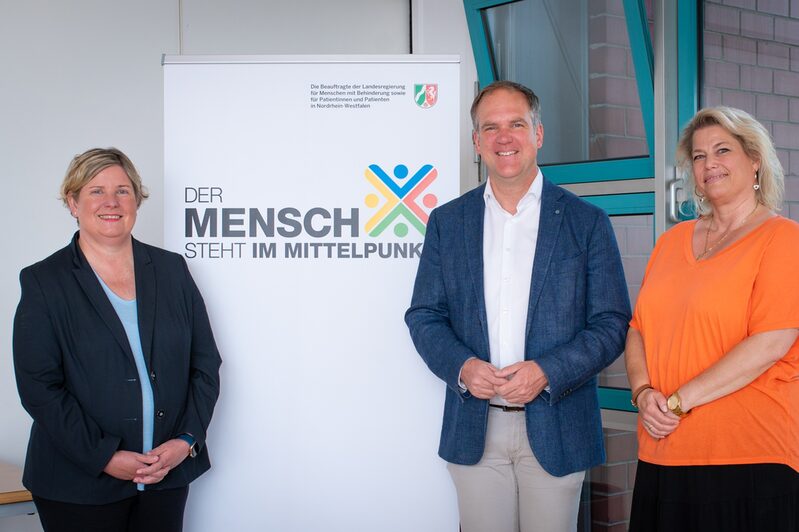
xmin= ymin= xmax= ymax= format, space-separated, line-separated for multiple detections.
xmin=482 ymin=0 xmax=652 ymax=165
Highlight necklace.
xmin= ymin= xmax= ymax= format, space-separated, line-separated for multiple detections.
xmin=696 ymin=202 xmax=760 ymax=261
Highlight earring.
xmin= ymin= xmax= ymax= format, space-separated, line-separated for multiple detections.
xmin=753 ymin=170 xmax=760 ymax=190
xmin=695 ymin=186 xmax=705 ymax=203
xmin=753 ymin=183 xmax=760 ymax=190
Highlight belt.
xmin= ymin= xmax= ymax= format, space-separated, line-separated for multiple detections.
xmin=489 ymin=404 xmax=525 ymax=412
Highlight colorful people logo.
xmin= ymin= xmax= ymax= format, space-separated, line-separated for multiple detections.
xmin=364 ymin=164 xmax=438 ymax=237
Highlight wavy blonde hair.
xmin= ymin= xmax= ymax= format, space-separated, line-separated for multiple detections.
xmin=676 ymin=106 xmax=783 ymax=217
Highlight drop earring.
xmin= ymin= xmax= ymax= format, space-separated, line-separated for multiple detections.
xmin=695 ymin=186 xmax=705 ymax=203
xmin=753 ymin=171 xmax=760 ymax=191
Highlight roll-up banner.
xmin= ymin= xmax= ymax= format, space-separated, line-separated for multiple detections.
xmin=163 ymin=55 xmax=460 ymax=531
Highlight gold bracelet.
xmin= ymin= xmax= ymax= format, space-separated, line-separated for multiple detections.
xmin=631 ymin=384 xmax=653 ymax=407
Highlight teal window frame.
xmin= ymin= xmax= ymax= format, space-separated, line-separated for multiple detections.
xmin=583 ymin=192 xmax=654 ymax=215
xmin=463 ymin=0 xmax=655 ymax=185
xmin=677 ymin=0 xmax=699 ymax=130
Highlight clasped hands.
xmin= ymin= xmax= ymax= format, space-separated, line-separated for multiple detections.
xmin=461 ymin=358 xmax=548 ymax=404
xmin=636 ymin=387 xmax=681 ymax=439
xmin=103 ymin=438 xmax=191 ymax=484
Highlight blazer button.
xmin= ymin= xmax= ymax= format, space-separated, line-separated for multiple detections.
xmin=156 ymin=409 xmax=165 ymax=418
xmin=150 ymin=371 xmax=156 ymax=382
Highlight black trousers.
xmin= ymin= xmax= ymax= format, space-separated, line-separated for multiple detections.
xmin=33 ymin=486 xmax=189 ymax=532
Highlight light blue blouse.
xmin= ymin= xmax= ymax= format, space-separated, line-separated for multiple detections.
xmin=96 ymin=275 xmax=154 ymax=491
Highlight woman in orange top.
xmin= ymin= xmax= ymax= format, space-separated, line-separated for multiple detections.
xmin=626 ymin=107 xmax=799 ymax=531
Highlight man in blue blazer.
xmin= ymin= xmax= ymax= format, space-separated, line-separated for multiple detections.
xmin=405 ymin=81 xmax=630 ymax=531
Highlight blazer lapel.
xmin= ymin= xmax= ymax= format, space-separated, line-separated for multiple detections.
xmin=526 ymin=179 xmax=565 ymax=337
xmin=70 ymin=235 xmax=136 ymax=363
xmin=463 ymin=186 xmax=489 ymax=356
xmin=133 ymin=238 xmax=156 ymax=370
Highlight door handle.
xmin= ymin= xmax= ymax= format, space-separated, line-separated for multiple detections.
xmin=668 ymin=175 xmax=684 ymax=223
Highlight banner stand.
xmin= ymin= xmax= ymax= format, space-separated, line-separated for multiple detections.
xmin=164 ymin=55 xmax=460 ymax=531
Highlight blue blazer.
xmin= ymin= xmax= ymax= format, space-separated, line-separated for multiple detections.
xmin=405 ymin=179 xmax=630 ymax=476
xmin=13 ymin=233 xmax=221 ymax=504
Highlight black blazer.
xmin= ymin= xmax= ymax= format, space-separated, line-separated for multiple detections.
xmin=13 ymin=233 xmax=222 ymax=504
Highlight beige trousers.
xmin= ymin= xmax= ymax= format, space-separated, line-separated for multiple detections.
xmin=447 ymin=408 xmax=585 ymax=532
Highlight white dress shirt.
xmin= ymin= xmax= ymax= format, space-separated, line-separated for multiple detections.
xmin=483 ymin=172 xmax=543 ymax=405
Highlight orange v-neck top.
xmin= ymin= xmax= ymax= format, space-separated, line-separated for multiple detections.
xmin=631 ymin=216 xmax=799 ymax=471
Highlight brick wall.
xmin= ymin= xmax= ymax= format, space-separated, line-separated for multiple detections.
xmin=588 ymin=428 xmax=639 ymax=532
xmin=703 ymin=0 xmax=799 ymax=219
xmin=588 ymin=0 xmax=654 ymax=159
xmin=586 ymin=4 xmax=655 ymax=526
xmin=583 ymin=214 xmax=652 ymax=532
xmin=601 ymin=214 xmax=653 ymax=391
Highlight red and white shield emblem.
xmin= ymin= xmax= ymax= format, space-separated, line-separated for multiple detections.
xmin=414 ymin=84 xmax=438 ymax=108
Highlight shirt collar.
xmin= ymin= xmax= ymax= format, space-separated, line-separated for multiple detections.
xmin=483 ymin=169 xmax=544 ymax=210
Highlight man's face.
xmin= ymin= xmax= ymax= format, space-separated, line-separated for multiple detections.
xmin=472 ymin=89 xmax=543 ymax=187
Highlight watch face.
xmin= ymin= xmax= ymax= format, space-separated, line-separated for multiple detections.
xmin=667 ymin=395 xmax=679 ymax=411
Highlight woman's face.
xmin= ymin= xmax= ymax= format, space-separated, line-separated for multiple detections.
xmin=67 ymin=165 xmax=138 ymax=244
xmin=691 ymin=125 xmax=759 ymax=208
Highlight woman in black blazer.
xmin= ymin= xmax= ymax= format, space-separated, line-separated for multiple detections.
xmin=13 ymin=148 xmax=222 ymax=532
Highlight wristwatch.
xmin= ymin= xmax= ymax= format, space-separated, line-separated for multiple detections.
xmin=177 ymin=433 xmax=198 ymax=458
xmin=666 ymin=391 xmax=689 ymax=417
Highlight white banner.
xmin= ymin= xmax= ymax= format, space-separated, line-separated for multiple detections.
xmin=164 ymin=55 xmax=460 ymax=531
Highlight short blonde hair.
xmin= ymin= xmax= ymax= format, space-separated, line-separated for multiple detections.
xmin=676 ymin=106 xmax=783 ymax=217
xmin=60 ymin=147 xmax=149 ymax=208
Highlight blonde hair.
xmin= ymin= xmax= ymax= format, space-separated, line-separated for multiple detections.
xmin=676 ymin=106 xmax=783 ymax=217
xmin=60 ymin=147 xmax=149 ymax=208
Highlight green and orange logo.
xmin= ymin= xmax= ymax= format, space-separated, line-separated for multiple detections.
xmin=364 ymin=164 xmax=438 ymax=237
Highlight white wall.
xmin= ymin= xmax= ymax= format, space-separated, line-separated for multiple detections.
xmin=1 ymin=4 xmax=178 ymax=528
xmin=0 ymin=0 xmax=476 ymax=529
xmin=412 ymin=0 xmax=480 ymax=191
xmin=0 ymin=0 xmax=180 ymax=470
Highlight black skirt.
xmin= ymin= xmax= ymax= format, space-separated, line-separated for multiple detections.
xmin=629 ymin=460 xmax=799 ymax=532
